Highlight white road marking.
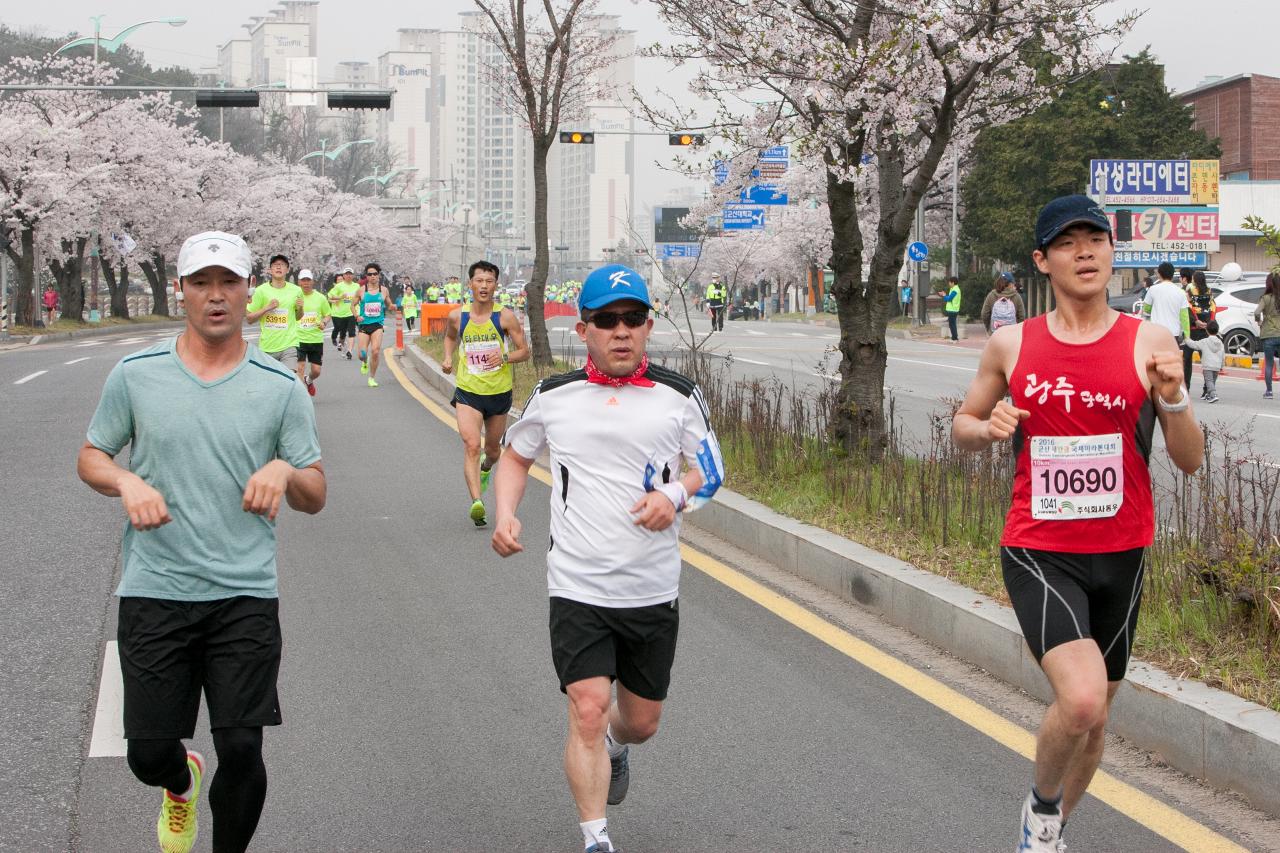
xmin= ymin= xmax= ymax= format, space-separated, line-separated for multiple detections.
xmin=74 ymin=341 xmax=106 ymax=347
xmin=887 ymin=356 xmax=978 ymax=373
xmin=64 ymin=357 xmax=92 ymax=365
xmin=734 ymin=357 xmax=770 ymax=366
xmin=88 ymin=641 xmax=126 ymax=757
xmin=29 ymin=335 xmax=43 ymax=345
xmin=1256 ymin=413 xmax=1280 ymax=420
xmin=112 ymin=337 xmax=147 ymax=345
xmin=14 ymin=370 xmax=47 ymax=384
xmin=743 ymin=329 xmax=767 ymax=336
xmin=789 ymin=332 xmax=808 ymax=337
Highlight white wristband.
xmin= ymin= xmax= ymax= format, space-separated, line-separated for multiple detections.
xmin=655 ymin=482 xmax=688 ymax=512
xmin=1157 ymin=386 xmax=1190 ymax=413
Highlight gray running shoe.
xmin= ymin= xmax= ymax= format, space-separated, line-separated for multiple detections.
xmin=607 ymin=745 xmax=630 ymax=805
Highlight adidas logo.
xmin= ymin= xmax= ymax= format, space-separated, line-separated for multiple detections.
xmin=606 ymin=396 xmax=619 ymax=406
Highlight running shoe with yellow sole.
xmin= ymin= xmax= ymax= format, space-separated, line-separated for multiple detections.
xmin=157 ymin=750 xmax=204 ymax=853
xmin=368 ymin=377 xmax=378 ymax=388
xmin=469 ymin=499 xmax=487 ymax=526
xmin=360 ymin=361 xmax=369 ymax=375
xmin=479 ymin=453 xmax=491 ymax=493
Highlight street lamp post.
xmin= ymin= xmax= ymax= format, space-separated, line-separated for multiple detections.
xmin=56 ymin=15 xmax=187 ymax=323
xmin=300 ymin=137 xmax=376 ymax=178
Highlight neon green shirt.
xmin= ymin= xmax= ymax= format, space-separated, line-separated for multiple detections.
xmin=455 ymin=309 xmax=512 ymax=396
xmin=296 ymin=290 xmax=332 ymax=344
xmin=249 ymin=281 xmax=303 ymax=353
xmin=401 ymin=291 xmax=419 ymax=318
xmin=329 ymin=281 xmax=359 ymax=318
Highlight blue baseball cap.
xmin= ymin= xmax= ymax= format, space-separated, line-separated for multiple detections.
xmin=998 ymin=271 xmax=1014 ymax=283
xmin=578 ymin=264 xmax=652 ymax=310
xmin=1035 ymin=194 xmax=1111 ymax=248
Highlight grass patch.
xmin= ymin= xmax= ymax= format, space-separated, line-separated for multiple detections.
xmin=8 ymin=315 xmax=176 ymax=336
xmin=690 ymin=357 xmax=1280 ymax=712
xmin=415 ymin=334 xmax=578 ymax=404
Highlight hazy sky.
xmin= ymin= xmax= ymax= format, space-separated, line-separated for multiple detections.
xmin=4 ymin=1 xmax=1274 ymax=94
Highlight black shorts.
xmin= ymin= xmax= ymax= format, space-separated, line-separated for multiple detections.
xmin=331 ymin=316 xmax=355 ymax=336
xmin=1000 ymin=547 xmax=1146 ymax=681
xmin=549 ymin=596 xmax=679 ymax=701
xmin=297 ymin=342 xmax=323 ymax=364
xmin=358 ymin=322 xmax=384 ymax=336
xmin=452 ymin=388 xmax=513 ymax=419
xmin=117 ymin=596 xmax=283 ymax=739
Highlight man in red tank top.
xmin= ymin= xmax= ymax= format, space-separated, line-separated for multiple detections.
xmin=952 ymin=195 xmax=1204 ymax=852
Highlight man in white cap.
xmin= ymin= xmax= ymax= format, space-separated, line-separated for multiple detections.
xmin=492 ymin=263 xmax=725 ymax=853
xmin=295 ymin=269 xmax=331 ymax=396
xmin=77 ymin=231 xmax=326 ymax=853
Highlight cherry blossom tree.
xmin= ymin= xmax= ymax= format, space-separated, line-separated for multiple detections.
xmin=648 ymin=0 xmax=1132 ymax=455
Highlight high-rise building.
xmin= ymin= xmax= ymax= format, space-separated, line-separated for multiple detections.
xmin=377 ymin=30 xmax=434 ymax=174
xmin=247 ymin=1 xmax=318 ymax=86
xmin=216 ymin=39 xmax=252 ymax=87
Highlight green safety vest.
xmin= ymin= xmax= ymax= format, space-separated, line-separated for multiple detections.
xmin=944 ymin=284 xmax=962 ymax=314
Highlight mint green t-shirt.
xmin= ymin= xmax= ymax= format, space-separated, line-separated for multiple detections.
xmin=249 ymin=280 xmax=303 ymax=353
xmin=86 ymin=338 xmax=322 ymax=600
xmin=297 ymin=290 xmax=332 ymax=344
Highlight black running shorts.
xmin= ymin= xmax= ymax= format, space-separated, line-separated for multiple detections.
xmin=332 ymin=316 xmax=355 ymax=337
xmin=297 ymin=342 xmax=323 ymax=364
xmin=549 ymin=596 xmax=680 ymax=701
xmin=358 ymin=322 xmax=384 ymax=336
xmin=1000 ymin=547 xmax=1146 ymax=681
xmin=117 ymin=596 xmax=283 ymax=739
xmin=452 ymin=388 xmax=513 ymax=419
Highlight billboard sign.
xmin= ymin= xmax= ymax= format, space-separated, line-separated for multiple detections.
xmin=654 ymin=207 xmax=700 ymax=244
xmin=1090 ymin=159 xmax=1219 ymax=205
xmin=1107 ymin=206 xmax=1220 ymax=252
xmin=660 ymin=244 xmax=701 ymax=258
xmin=740 ymin=184 xmax=788 ymax=205
xmin=1112 ymin=250 xmax=1208 ymax=269
xmin=722 ymin=205 xmax=766 ymax=230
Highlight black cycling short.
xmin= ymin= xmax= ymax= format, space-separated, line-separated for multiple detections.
xmin=297 ymin=342 xmax=323 ymax=364
xmin=358 ymin=322 xmax=384 ymax=337
xmin=451 ymin=388 xmax=513 ymax=419
xmin=117 ymin=596 xmax=283 ymax=739
xmin=549 ymin=596 xmax=680 ymax=701
xmin=1000 ymin=547 xmax=1146 ymax=681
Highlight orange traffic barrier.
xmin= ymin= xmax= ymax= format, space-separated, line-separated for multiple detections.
xmin=422 ymin=302 xmax=459 ymax=337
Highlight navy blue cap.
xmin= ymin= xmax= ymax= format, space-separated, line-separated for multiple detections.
xmin=1035 ymin=194 xmax=1111 ymax=248
xmin=998 ymin=271 xmax=1014 ymax=283
xmin=578 ymin=264 xmax=652 ymax=310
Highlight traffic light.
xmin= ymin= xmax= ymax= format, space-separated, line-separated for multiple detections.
xmin=559 ymin=130 xmax=594 ymax=144
xmin=327 ymin=90 xmax=393 ymax=110
xmin=195 ymin=89 xmax=260 ymax=108
xmin=669 ymin=133 xmax=705 ymax=146
xmin=1115 ymin=209 xmax=1133 ymax=242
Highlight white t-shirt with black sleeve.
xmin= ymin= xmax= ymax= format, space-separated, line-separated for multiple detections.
xmin=503 ymin=362 xmax=724 ymax=608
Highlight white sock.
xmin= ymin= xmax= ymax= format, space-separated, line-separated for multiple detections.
xmin=604 ymin=726 xmax=627 ymax=758
xmin=580 ymin=818 xmax=609 ymax=850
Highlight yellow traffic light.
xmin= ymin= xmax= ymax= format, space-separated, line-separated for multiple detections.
xmin=559 ymin=130 xmax=595 ymax=144
xmin=669 ymin=133 xmax=705 ymax=146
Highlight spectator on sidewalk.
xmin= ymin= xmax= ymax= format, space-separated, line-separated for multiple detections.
xmin=42 ymin=284 xmax=58 ymax=326
xmin=938 ymin=275 xmax=962 ymax=341
xmin=981 ymin=272 xmax=1025 ymax=334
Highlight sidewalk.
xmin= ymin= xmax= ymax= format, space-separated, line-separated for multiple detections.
xmin=398 ymin=341 xmax=1280 ymax=819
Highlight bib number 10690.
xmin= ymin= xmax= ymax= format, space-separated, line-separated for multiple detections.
xmin=1030 ymin=434 xmax=1123 ymax=520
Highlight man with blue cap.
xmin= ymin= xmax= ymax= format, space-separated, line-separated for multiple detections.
xmin=491 ymin=264 xmax=724 ymax=853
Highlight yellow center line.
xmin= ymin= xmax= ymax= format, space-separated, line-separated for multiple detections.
xmin=384 ymin=348 xmax=1244 ymax=853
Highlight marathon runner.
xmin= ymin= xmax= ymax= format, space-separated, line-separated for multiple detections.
xmin=329 ymin=267 xmax=359 ymax=359
xmin=441 ymin=260 xmax=529 ymax=526
xmin=353 ymin=263 xmax=392 ymax=388
xmin=77 ymin=231 xmax=325 ymax=853
xmin=492 ymin=263 xmax=723 ymax=853
xmin=951 ymin=195 xmax=1204 ymax=852
xmin=295 ymin=270 xmax=330 ymax=396
xmin=245 ymin=254 xmax=302 ymax=366
xmin=400 ymin=283 xmax=420 ymax=333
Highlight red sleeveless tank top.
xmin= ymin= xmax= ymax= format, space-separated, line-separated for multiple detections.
xmin=1001 ymin=313 xmax=1156 ymax=552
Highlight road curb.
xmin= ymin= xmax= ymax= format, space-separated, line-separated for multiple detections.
xmin=399 ymin=341 xmax=1280 ymax=818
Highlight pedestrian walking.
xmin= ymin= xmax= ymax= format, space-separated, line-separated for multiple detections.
xmin=42 ymin=283 xmax=58 ymax=326
xmin=899 ymin=280 xmax=912 ymax=318
xmin=1184 ymin=319 xmax=1224 ymax=402
xmin=1141 ymin=261 xmax=1189 ymax=351
xmin=1254 ymin=272 xmax=1280 ymax=399
xmin=491 ymin=263 xmax=724 ymax=853
xmin=705 ymin=273 xmax=727 ymax=332
xmin=1183 ymin=271 xmax=1215 ymax=390
xmin=77 ymin=231 xmax=325 ymax=853
xmin=939 ymin=275 xmax=962 ymax=340
xmin=980 ymin=272 xmax=1025 ymax=334
xmin=952 ymin=195 xmax=1202 ymax=853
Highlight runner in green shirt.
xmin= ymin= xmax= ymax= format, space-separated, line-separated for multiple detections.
xmin=328 ymin=267 xmax=360 ymax=360
xmin=295 ymin=270 xmax=331 ymax=396
xmin=246 ymin=254 xmax=303 ymax=366
xmin=400 ymin=284 xmax=420 ymax=333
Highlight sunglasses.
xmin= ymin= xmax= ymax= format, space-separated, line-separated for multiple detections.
xmin=588 ymin=310 xmax=648 ymax=329
xmin=365 ymin=271 xmax=379 ymax=277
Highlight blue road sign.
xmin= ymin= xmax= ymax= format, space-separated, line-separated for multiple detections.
xmin=740 ymin=185 xmax=789 ymax=205
xmin=723 ymin=205 xmax=767 ymax=230
xmin=1112 ymin=250 xmax=1208 ymax=269
xmin=907 ymin=241 xmax=928 ymax=261
xmin=661 ymin=243 xmax=701 ymax=258
xmin=713 ymin=160 xmax=729 ymax=186
xmin=760 ymin=145 xmax=789 ymax=162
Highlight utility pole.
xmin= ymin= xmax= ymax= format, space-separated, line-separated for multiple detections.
xmin=913 ymin=196 xmax=927 ymax=325
xmin=950 ymin=147 xmax=959 ymax=278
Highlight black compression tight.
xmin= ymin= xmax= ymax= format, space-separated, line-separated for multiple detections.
xmin=126 ymin=727 xmax=267 ymax=853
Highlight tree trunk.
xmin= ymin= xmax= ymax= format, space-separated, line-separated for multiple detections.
xmin=101 ymin=252 xmax=130 ymax=320
xmin=139 ymin=251 xmax=170 ymax=317
xmin=525 ymin=136 xmax=553 ymax=366
xmin=5 ymin=229 xmax=36 ymax=326
xmin=50 ymin=236 xmax=87 ymax=321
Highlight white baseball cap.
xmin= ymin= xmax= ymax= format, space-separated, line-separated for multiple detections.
xmin=298 ymin=268 xmax=315 ymax=280
xmin=177 ymin=231 xmax=252 ymax=278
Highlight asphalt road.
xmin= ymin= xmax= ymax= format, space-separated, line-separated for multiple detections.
xmin=0 ymin=324 xmax=1272 ymax=851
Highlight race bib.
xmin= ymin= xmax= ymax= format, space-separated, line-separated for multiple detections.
xmin=264 ymin=312 xmax=289 ymax=330
xmin=465 ymin=340 xmax=502 ymax=375
xmin=300 ymin=311 xmax=318 ymax=330
xmin=1030 ymin=434 xmax=1123 ymax=520
xmin=363 ymin=301 xmax=382 ymax=318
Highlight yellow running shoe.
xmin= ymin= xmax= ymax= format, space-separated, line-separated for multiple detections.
xmin=157 ymin=750 xmax=204 ymax=853
xmin=479 ymin=453 xmax=491 ymax=493
xmin=368 ymin=377 xmax=379 ymax=388
xmin=469 ymin=499 xmax=487 ymax=526
xmin=360 ymin=361 xmax=369 ymax=375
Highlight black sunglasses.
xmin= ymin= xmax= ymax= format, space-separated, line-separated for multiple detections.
xmin=589 ymin=310 xmax=648 ymax=329
xmin=365 ymin=271 xmax=379 ymax=277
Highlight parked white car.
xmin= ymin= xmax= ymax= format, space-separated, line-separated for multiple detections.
xmin=1206 ymin=273 xmax=1268 ymax=356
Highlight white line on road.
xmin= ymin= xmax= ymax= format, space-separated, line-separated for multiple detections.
xmin=789 ymin=332 xmax=808 ymax=337
xmin=64 ymin=357 xmax=92 ymax=365
xmin=1256 ymin=413 xmax=1280 ymax=420
xmin=74 ymin=341 xmax=106 ymax=347
xmin=743 ymin=329 xmax=767 ymax=336
xmin=113 ymin=337 xmax=147 ymax=345
xmin=14 ymin=370 xmax=47 ymax=384
xmin=734 ymin=357 xmax=770 ymax=365
xmin=887 ymin=356 xmax=977 ymax=373
xmin=88 ymin=641 xmax=126 ymax=757
xmin=29 ymin=335 xmax=42 ymax=345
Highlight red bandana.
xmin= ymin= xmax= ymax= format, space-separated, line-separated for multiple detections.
xmin=585 ymin=354 xmax=654 ymax=388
